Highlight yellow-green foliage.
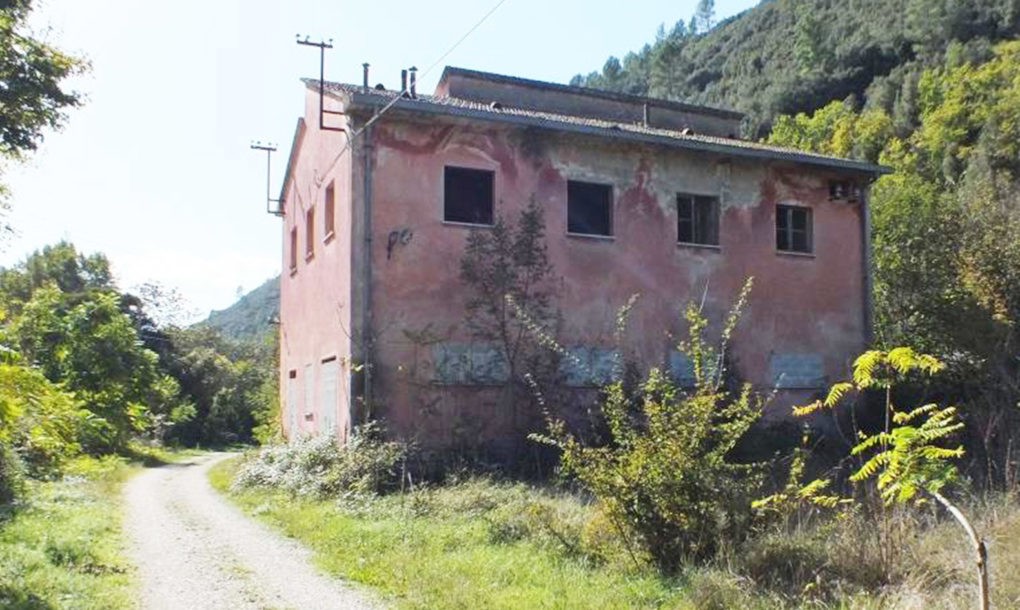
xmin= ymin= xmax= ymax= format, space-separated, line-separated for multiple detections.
xmin=0 ymin=362 xmax=85 ymax=475
xmin=795 ymin=349 xmax=964 ymax=506
xmin=533 ymin=279 xmax=764 ymax=571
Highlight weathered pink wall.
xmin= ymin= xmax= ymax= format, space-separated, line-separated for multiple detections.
xmin=278 ymin=89 xmax=356 ymax=441
xmin=281 ymin=90 xmax=868 ymax=451
xmin=363 ymin=117 xmax=867 ymax=448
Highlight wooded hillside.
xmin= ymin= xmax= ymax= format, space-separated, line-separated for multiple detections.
xmin=573 ymin=0 xmax=1020 ymax=135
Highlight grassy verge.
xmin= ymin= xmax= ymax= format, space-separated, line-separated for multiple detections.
xmin=211 ymin=456 xmax=793 ymax=610
xmin=0 ymin=445 xmax=202 ymax=610
xmin=0 ymin=456 xmax=137 ymax=610
xmin=211 ymin=453 xmax=1020 ymax=609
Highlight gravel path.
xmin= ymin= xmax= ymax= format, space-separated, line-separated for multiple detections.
xmin=124 ymin=452 xmax=378 ymax=610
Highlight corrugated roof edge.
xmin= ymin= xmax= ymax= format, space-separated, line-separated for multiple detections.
xmin=439 ymin=66 xmax=746 ymax=121
xmin=307 ymin=79 xmax=889 ymax=176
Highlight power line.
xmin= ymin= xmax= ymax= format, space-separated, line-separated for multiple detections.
xmin=331 ymin=0 xmax=510 ymax=155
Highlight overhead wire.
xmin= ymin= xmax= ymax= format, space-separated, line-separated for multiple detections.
xmin=332 ymin=0 xmax=510 ymax=158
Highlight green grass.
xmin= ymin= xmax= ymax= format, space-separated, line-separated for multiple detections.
xmin=211 ymin=457 xmax=798 ymax=610
xmin=0 ymin=455 xmax=138 ymax=610
xmin=211 ymin=458 xmax=679 ymax=609
xmin=211 ymin=454 xmax=1020 ymax=610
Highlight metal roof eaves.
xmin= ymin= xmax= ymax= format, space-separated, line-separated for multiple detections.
xmin=348 ymin=92 xmax=889 ymax=175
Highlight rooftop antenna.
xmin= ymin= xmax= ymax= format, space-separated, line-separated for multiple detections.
xmin=250 ymin=141 xmax=283 ymax=216
xmin=296 ymin=35 xmax=346 ymax=132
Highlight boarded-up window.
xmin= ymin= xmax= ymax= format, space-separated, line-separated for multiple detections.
xmin=286 ymin=369 xmax=298 ymax=440
xmin=677 ymin=194 xmax=719 ymax=245
xmin=320 ymin=356 xmax=338 ymax=433
xmin=770 ymin=353 xmax=825 ymax=389
xmin=776 ymin=205 xmax=812 ymax=253
xmin=444 ymin=167 xmax=494 ymax=225
xmin=324 ymin=182 xmax=336 ymax=239
xmin=305 ymin=207 xmax=315 ymax=259
xmin=432 ymin=343 xmax=509 ymax=385
xmin=567 ymin=181 xmax=613 ymax=236
xmin=289 ymin=227 xmax=298 ymax=272
xmin=304 ymin=363 xmax=314 ymax=425
xmin=561 ymin=346 xmax=619 ymax=387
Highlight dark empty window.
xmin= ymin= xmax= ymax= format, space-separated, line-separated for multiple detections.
xmin=444 ymin=167 xmax=494 ymax=225
xmin=776 ymin=205 xmax=812 ymax=253
xmin=567 ymin=181 xmax=612 ymax=236
xmin=677 ymin=194 xmax=719 ymax=246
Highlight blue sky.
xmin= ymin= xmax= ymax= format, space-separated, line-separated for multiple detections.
xmin=5 ymin=0 xmax=757 ymax=319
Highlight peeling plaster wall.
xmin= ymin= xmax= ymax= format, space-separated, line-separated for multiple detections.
xmin=363 ymin=115 xmax=867 ymax=450
xmin=277 ymin=88 xmax=356 ymax=442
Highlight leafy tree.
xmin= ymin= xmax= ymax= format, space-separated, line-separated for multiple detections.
xmin=460 ymin=198 xmax=557 ymax=389
xmin=0 ymin=0 xmax=86 ymax=161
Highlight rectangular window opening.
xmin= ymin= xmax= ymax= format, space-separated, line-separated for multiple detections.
xmin=776 ymin=205 xmax=813 ymax=253
xmin=305 ymin=206 xmax=315 ymax=259
xmin=324 ymin=182 xmax=336 ymax=240
xmin=677 ymin=194 xmax=720 ymax=246
xmin=567 ymin=180 xmax=613 ymax=236
xmin=444 ymin=166 xmax=494 ymax=225
xmin=289 ymin=227 xmax=298 ymax=272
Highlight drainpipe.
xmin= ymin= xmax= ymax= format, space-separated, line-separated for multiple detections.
xmin=861 ymin=181 xmax=874 ymax=346
xmin=361 ymin=125 xmax=375 ymax=423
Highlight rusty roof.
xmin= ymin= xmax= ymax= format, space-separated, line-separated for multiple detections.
xmin=311 ymin=79 xmax=889 ymax=176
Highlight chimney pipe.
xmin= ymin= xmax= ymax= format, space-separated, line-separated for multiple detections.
xmin=400 ymin=69 xmax=408 ymax=96
xmin=409 ymin=66 xmax=418 ymax=98
xmin=362 ymin=62 xmax=370 ymax=92
xmin=642 ymin=103 xmax=649 ymax=127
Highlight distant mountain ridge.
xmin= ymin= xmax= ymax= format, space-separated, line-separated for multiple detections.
xmin=203 ymin=276 xmax=279 ymax=342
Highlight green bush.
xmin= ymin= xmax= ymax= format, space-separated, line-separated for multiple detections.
xmin=534 ymin=279 xmax=766 ymax=571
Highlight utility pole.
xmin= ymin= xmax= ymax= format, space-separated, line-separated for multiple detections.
xmin=296 ymin=35 xmax=346 ymax=132
xmin=250 ymin=141 xmax=282 ymax=216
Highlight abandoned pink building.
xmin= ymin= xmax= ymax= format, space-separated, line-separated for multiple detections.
xmin=277 ymin=66 xmax=886 ymax=455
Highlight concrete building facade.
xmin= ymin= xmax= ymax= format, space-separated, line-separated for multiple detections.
xmin=277 ymin=66 xmax=885 ymax=454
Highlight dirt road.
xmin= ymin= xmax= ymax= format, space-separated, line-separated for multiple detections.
xmin=124 ymin=453 xmax=378 ymax=610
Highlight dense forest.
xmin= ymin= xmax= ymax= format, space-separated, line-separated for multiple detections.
xmin=573 ymin=0 xmax=1020 ymax=135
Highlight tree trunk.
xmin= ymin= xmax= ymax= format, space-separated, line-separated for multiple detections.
xmin=930 ymin=490 xmax=990 ymax=610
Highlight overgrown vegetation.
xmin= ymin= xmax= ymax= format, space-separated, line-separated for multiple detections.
xmin=232 ymin=423 xmax=406 ymax=498
xmin=533 ymin=280 xmax=763 ymax=571
xmin=0 ymin=242 xmax=279 ymax=511
xmin=766 ymin=39 xmax=1020 ymax=489
xmin=0 ymin=456 xmax=137 ymax=610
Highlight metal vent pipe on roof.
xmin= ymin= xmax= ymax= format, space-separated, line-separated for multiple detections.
xmin=401 ymin=69 xmax=408 ymax=96
xmin=362 ymin=63 xmax=370 ymax=92
xmin=409 ymin=66 xmax=417 ymax=98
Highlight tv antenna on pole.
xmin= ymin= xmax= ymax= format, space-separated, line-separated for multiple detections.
xmin=250 ymin=141 xmax=283 ymax=216
xmin=296 ymin=35 xmax=347 ymax=132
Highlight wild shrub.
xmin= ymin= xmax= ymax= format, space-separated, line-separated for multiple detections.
xmin=533 ymin=279 xmax=766 ymax=571
xmin=232 ymin=423 xmax=407 ymax=497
